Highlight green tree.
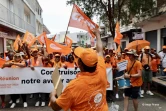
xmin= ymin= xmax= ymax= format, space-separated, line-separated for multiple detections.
xmin=67 ymin=0 xmax=155 ymax=38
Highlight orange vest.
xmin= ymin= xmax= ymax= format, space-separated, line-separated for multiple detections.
xmin=31 ymin=57 xmax=43 ymax=67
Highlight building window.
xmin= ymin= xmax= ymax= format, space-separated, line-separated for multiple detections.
xmin=121 ymin=41 xmax=126 ymax=50
xmin=24 ymin=12 xmax=30 ymax=24
xmin=9 ymin=0 xmax=14 ymax=12
xmin=37 ymin=21 xmax=42 ymax=33
xmin=24 ymin=6 xmax=31 ymax=24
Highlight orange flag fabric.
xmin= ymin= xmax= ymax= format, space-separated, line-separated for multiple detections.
xmin=52 ymin=35 xmax=56 ymax=41
xmin=114 ymin=22 xmax=123 ymax=45
xmin=37 ymin=32 xmax=47 ymax=45
xmin=23 ymin=31 xmax=36 ymax=47
xmin=88 ymin=26 xmax=96 ymax=38
xmin=65 ymin=36 xmax=73 ymax=48
xmin=0 ymin=58 xmax=6 ymax=68
xmin=13 ymin=35 xmax=21 ymax=51
xmin=44 ymin=36 xmax=71 ymax=55
xmin=69 ymin=4 xmax=99 ymax=32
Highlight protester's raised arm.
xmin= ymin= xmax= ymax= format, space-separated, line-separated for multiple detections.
xmin=94 ymin=28 xmax=103 ymax=57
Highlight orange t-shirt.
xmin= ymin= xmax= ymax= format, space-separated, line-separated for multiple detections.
xmin=127 ymin=60 xmax=143 ymax=87
xmin=151 ymin=59 xmax=158 ymax=72
xmin=157 ymin=59 xmax=160 ymax=65
xmin=65 ymin=62 xmax=75 ymax=68
xmin=56 ymin=56 xmax=108 ymax=111
xmin=0 ymin=58 xmax=6 ymax=68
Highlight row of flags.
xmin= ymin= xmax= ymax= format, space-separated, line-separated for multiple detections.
xmin=13 ymin=31 xmax=73 ymax=55
xmin=11 ymin=4 xmax=124 ymax=56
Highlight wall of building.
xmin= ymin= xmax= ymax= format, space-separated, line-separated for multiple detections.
xmin=141 ymin=18 xmax=166 ymax=52
xmin=0 ymin=0 xmax=36 ymax=34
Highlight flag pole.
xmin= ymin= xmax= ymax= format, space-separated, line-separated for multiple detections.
xmin=64 ymin=4 xmax=74 ymax=43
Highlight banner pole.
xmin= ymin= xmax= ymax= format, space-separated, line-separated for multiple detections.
xmin=64 ymin=4 xmax=74 ymax=43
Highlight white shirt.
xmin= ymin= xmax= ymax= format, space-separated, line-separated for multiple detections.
xmin=159 ymin=51 xmax=166 ymax=68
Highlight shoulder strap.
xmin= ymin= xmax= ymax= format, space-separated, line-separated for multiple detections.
xmin=161 ymin=53 xmax=166 ymax=62
xmin=128 ymin=60 xmax=136 ymax=74
xmin=140 ymin=53 xmax=143 ymax=62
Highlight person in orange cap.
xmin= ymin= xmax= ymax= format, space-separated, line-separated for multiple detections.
xmin=53 ymin=54 xmax=62 ymax=68
xmin=49 ymin=28 xmax=108 ymax=111
xmin=139 ymin=46 xmax=154 ymax=96
xmin=29 ymin=48 xmax=46 ymax=107
xmin=159 ymin=45 xmax=166 ymax=76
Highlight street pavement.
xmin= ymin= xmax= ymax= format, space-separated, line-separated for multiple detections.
xmin=1 ymin=91 xmax=166 ymax=111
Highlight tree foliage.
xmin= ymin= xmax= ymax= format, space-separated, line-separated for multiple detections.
xmin=66 ymin=0 xmax=155 ymax=37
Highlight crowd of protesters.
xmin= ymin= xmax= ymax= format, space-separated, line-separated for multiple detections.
xmin=0 ymin=40 xmax=166 ymax=110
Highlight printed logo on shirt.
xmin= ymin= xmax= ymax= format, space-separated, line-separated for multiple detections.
xmin=88 ymin=90 xmax=104 ymax=110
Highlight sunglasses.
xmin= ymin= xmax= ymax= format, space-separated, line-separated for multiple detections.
xmin=15 ymin=56 xmax=21 ymax=58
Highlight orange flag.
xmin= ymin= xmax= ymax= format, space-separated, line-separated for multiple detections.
xmin=37 ymin=32 xmax=47 ymax=45
xmin=65 ymin=36 xmax=73 ymax=48
xmin=69 ymin=4 xmax=99 ymax=32
xmin=23 ymin=31 xmax=36 ymax=47
xmin=44 ymin=36 xmax=71 ymax=55
xmin=52 ymin=35 xmax=56 ymax=41
xmin=114 ymin=22 xmax=123 ymax=45
xmin=0 ymin=58 xmax=6 ymax=68
xmin=13 ymin=35 xmax=21 ymax=51
xmin=87 ymin=26 xmax=96 ymax=38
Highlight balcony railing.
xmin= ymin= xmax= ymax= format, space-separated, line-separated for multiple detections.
xmin=133 ymin=4 xmax=166 ymax=24
xmin=0 ymin=3 xmax=35 ymax=34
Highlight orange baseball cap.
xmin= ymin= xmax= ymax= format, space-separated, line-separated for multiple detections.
xmin=162 ymin=46 xmax=166 ymax=49
xmin=144 ymin=46 xmax=150 ymax=49
xmin=80 ymin=48 xmax=98 ymax=67
xmin=74 ymin=47 xmax=85 ymax=57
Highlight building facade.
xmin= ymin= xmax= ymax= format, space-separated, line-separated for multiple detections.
xmin=49 ymin=31 xmax=91 ymax=47
xmin=0 ymin=0 xmax=45 ymax=52
xmin=135 ymin=0 xmax=166 ymax=52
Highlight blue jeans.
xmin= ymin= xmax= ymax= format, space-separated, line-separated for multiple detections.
xmin=160 ymin=67 xmax=166 ymax=76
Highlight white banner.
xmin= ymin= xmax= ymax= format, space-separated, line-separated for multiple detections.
xmin=106 ymin=68 xmax=113 ymax=90
xmin=117 ymin=60 xmax=128 ymax=72
xmin=0 ymin=68 xmax=80 ymax=95
xmin=0 ymin=67 xmax=113 ymax=94
xmin=133 ymin=32 xmax=144 ymax=40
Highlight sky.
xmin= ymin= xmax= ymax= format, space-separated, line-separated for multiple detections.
xmin=38 ymin=0 xmax=85 ymax=34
